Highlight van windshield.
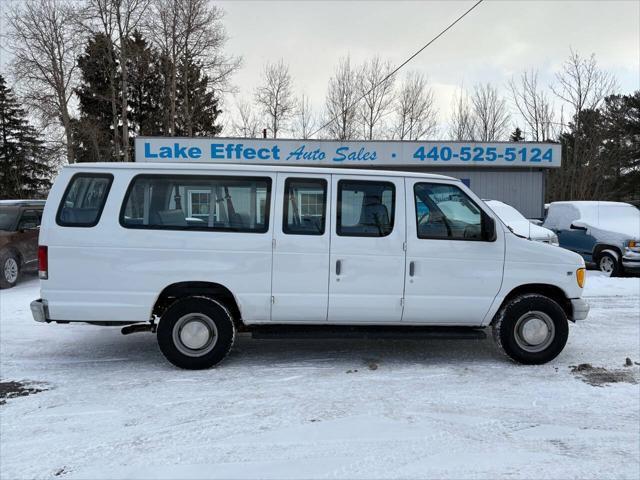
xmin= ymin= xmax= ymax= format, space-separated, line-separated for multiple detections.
xmin=0 ymin=207 xmax=19 ymax=231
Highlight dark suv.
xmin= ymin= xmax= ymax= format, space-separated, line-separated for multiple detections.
xmin=0 ymin=200 xmax=45 ymax=288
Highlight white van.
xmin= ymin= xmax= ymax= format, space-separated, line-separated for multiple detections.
xmin=31 ymin=163 xmax=589 ymax=369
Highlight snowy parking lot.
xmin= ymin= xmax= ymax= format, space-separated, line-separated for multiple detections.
xmin=1 ymin=272 xmax=639 ymax=480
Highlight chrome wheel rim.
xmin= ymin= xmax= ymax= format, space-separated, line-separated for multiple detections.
xmin=173 ymin=313 xmax=218 ymax=357
xmin=3 ymin=258 xmax=18 ymax=283
xmin=514 ymin=311 xmax=555 ymax=353
xmin=599 ymin=256 xmax=614 ymax=276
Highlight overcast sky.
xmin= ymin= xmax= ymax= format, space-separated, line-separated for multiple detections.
xmin=217 ymin=0 xmax=639 ymax=134
xmin=0 ymin=0 xmax=638 ymax=136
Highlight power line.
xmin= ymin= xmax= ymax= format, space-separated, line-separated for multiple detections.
xmin=310 ymin=0 xmax=485 ymax=138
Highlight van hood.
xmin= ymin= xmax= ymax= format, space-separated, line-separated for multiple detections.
xmin=506 ymin=230 xmax=584 ymax=267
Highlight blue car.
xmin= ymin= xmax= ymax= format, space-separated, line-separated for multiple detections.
xmin=543 ymin=201 xmax=640 ymax=277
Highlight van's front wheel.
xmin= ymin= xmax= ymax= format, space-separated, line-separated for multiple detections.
xmin=493 ymin=294 xmax=568 ymax=365
xmin=157 ymin=296 xmax=235 ymax=369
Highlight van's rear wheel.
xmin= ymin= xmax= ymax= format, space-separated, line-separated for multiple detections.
xmin=157 ymin=296 xmax=235 ymax=369
xmin=493 ymin=294 xmax=568 ymax=365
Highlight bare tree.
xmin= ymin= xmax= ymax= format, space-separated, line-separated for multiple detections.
xmin=548 ymin=49 xmax=618 ymax=201
xmin=358 ymin=56 xmax=395 ymax=140
xmin=551 ymin=49 xmax=617 ymax=120
xmin=146 ymin=0 xmax=241 ymax=136
xmin=448 ymin=86 xmax=475 ymax=140
xmin=470 ymin=83 xmax=510 ymax=141
xmin=145 ymin=0 xmax=180 ymax=134
xmin=6 ymin=0 xmax=84 ymax=164
xmin=177 ymin=0 xmax=240 ymax=136
xmin=509 ymin=69 xmax=556 ymax=141
xmin=293 ymin=93 xmax=316 ymax=139
xmin=254 ymin=59 xmax=296 ymax=138
xmin=393 ymin=71 xmax=438 ymax=141
xmin=230 ymin=98 xmax=261 ymax=138
xmin=324 ymin=56 xmax=361 ymax=141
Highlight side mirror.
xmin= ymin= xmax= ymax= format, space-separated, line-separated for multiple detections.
xmin=482 ymin=214 xmax=497 ymax=242
xmin=570 ymin=222 xmax=588 ymax=231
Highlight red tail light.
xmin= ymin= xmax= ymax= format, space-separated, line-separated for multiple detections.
xmin=38 ymin=246 xmax=48 ymax=279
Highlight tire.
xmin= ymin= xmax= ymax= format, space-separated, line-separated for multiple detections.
xmin=0 ymin=251 xmax=20 ymax=289
xmin=157 ymin=296 xmax=236 ymax=370
xmin=597 ymin=251 xmax=621 ymax=277
xmin=492 ymin=294 xmax=569 ymax=365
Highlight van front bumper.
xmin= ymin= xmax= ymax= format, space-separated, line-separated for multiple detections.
xmin=571 ymin=298 xmax=589 ymax=321
xmin=30 ymin=299 xmax=49 ymax=323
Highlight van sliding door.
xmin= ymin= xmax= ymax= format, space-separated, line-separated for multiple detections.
xmin=327 ymin=174 xmax=406 ymax=323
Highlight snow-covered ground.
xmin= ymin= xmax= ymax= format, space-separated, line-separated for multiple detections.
xmin=1 ymin=271 xmax=639 ymax=480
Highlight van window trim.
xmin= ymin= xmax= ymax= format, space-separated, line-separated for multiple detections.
xmin=119 ymin=173 xmax=273 ymax=234
xmin=282 ymin=177 xmax=328 ymax=236
xmin=413 ymin=182 xmax=494 ymax=242
xmin=56 ymin=173 xmax=114 ymax=228
xmin=336 ymin=179 xmax=396 ymax=238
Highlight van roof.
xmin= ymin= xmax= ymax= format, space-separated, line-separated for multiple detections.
xmin=64 ymin=162 xmax=458 ymax=181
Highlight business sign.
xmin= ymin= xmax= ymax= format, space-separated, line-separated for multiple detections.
xmin=135 ymin=137 xmax=561 ymax=168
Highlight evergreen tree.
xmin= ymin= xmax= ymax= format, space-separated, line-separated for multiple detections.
xmin=510 ymin=127 xmax=524 ymax=142
xmin=74 ymin=31 xmax=223 ymax=163
xmin=74 ymin=33 xmax=122 ymax=162
xmin=600 ymin=92 xmax=640 ymax=200
xmin=125 ymin=30 xmax=165 ymax=138
xmin=548 ymin=92 xmax=639 ymax=202
xmin=0 ymin=75 xmax=52 ymax=199
xmin=174 ymin=58 xmax=223 ymax=137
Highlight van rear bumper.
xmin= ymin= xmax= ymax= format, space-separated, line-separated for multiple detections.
xmin=30 ymin=299 xmax=49 ymax=323
xmin=571 ymin=298 xmax=589 ymax=321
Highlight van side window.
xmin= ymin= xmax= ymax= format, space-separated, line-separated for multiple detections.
xmin=120 ymin=175 xmax=271 ymax=233
xmin=414 ymin=183 xmax=483 ymax=240
xmin=337 ymin=180 xmax=394 ymax=237
xmin=283 ymin=178 xmax=327 ymax=235
xmin=57 ymin=174 xmax=113 ymax=227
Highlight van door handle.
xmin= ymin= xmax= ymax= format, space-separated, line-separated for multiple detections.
xmin=336 ymin=260 xmax=342 ymax=276
xmin=409 ymin=261 xmax=415 ymax=277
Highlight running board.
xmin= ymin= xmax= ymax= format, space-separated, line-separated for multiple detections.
xmin=250 ymin=325 xmax=487 ymax=340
